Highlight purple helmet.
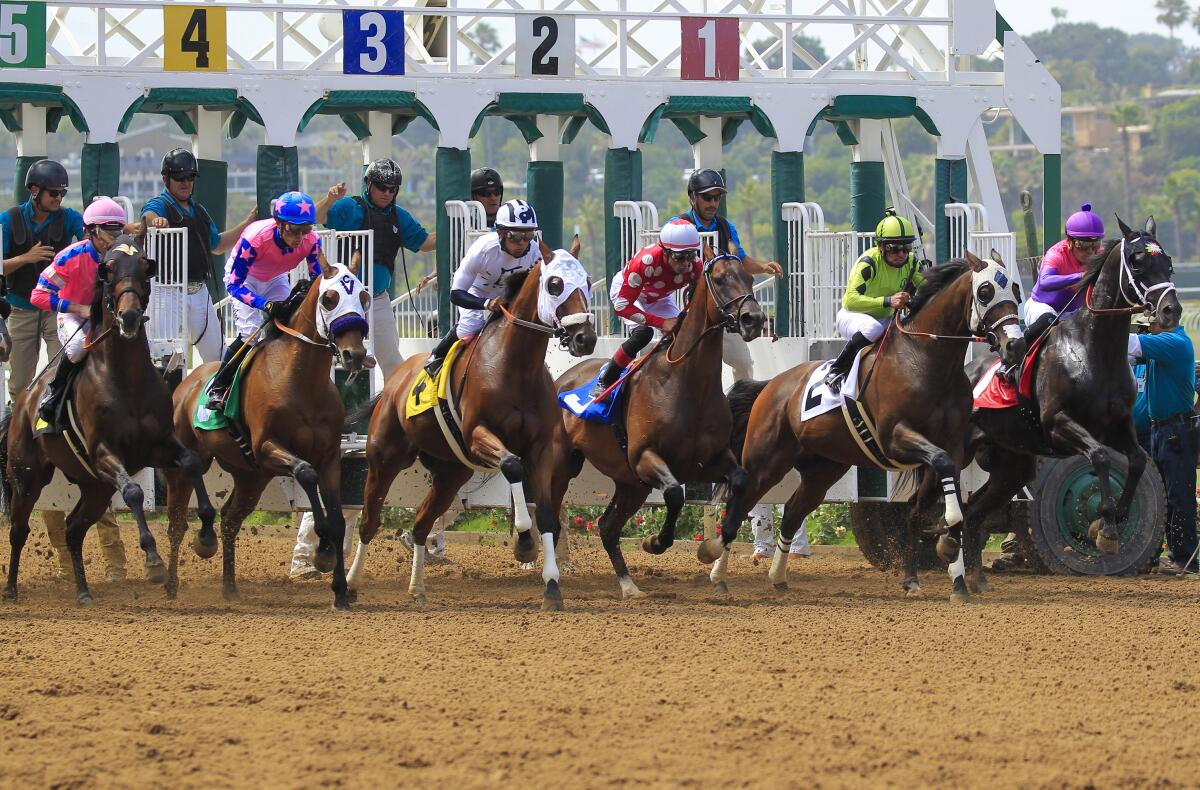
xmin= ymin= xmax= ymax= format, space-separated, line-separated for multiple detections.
xmin=1065 ymin=203 xmax=1104 ymax=239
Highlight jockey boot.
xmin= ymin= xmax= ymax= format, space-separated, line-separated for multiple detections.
xmin=823 ymin=332 xmax=871 ymax=394
xmin=37 ymin=356 xmax=80 ymax=430
xmin=589 ymin=325 xmax=653 ymax=400
xmin=423 ymin=328 xmax=459 ymax=377
xmin=1022 ymin=313 xmax=1054 ymax=348
xmin=206 ymin=337 xmax=245 ymax=411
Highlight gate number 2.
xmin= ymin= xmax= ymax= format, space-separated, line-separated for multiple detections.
xmin=531 ymin=16 xmax=558 ymax=75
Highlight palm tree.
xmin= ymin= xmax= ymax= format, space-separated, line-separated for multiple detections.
xmin=1157 ymin=0 xmax=1190 ymax=41
xmin=1110 ymin=103 xmax=1144 ymax=219
xmin=1050 ymin=7 xmax=1068 ymax=25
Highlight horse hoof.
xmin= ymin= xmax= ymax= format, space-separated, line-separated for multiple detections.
xmin=145 ymin=561 xmax=167 ymax=585
xmin=641 ymin=536 xmax=667 ymax=555
xmin=192 ymin=533 xmax=218 ymax=559
xmin=542 ymin=580 xmax=564 ymax=612
xmin=222 ymin=588 xmax=241 ymax=603
xmin=967 ymin=575 xmax=992 ymax=595
xmin=332 ymin=598 xmax=351 ymax=612
xmin=513 ymin=535 xmax=537 ymax=564
xmin=76 ymin=593 xmax=94 ymax=608
xmin=949 ymin=591 xmax=969 ymax=604
xmin=773 ymin=582 xmax=789 ymax=594
xmin=411 ymin=592 xmax=427 ymax=605
xmin=1096 ymin=533 xmax=1121 ymax=556
xmin=164 ymin=588 xmax=178 ymax=601
xmin=712 ymin=581 xmax=730 ymax=596
xmin=346 ymin=589 xmax=358 ymax=604
xmin=936 ymin=534 xmax=960 ymax=563
xmin=3 ymin=587 xmax=16 ymax=604
xmin=313 ymin=551 xmax=336 ymax=575
xmin=696 ymin=538 xmax=724 ymax=564
xmin=905 ymin=586 xmax=922 ymax=598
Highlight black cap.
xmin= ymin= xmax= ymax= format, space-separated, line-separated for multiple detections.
xmin=687 ymin=168 xmax=726 ymax=195
xmin=471 ymin=167 xmax=503 ymax=193
xmin=25 ymin=159 xmax=68 ymax=190
xmin=161 ymin=148 xmax=199 ymax=178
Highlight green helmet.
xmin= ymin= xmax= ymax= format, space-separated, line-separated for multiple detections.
xmin=875 ymin=209 xmax=916 ymax=244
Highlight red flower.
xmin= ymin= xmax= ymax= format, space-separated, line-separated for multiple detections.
xmin=693 ymin=532 xmax=703 ymax=541
xmin=635 ymin=516 xmax=644 ymax=525
xmin=574 ymin=515 xmax=584 ymax=525
xmin=586 ymin=522 xmax=595 ymax=532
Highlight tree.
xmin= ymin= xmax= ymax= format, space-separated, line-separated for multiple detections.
xmin=1111 ymin=103 xmax=1144 ymax=220
xmin=1163 ymin=168 xmax=1200 ymax=260
xmin=1050 ymin=7 xmax=1068 ymax=24
xmin=1156 ymin=0 xmax=1190 ymax=41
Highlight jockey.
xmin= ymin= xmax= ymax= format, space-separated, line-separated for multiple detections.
xmin=1022 ymin=203 xmax=1105 ymax=346
xmin=422 ymin=198 xmax=542 ymax=376
xmin=205 ymin=191 xmax=323 ymax=410
xmin=30 ymin=197 xmax=130 ymax=428
xmin=824 ymin=208 xmax=926 ymax=394
xmin=588 ymin=219 xmax=703 ymax=399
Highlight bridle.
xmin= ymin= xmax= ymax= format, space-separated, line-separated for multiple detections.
xmin=665 ymin=253 xmax=759 ymax=364
xmin=1085 ymin=237 xmax=1176 ymax=317
xmin=895 ymin=259 xmax=1020 ymax=351
xmin=498 ymin=264 xmax=593 ymax=350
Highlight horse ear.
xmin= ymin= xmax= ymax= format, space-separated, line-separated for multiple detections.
xmin=990 ymin=248 xmax=1004 ymax=266
xmin=1116 ymin=215 xmax=1134 ymax=239
xmin=539 ymin=240 xmax=554 ymax=264
xmin=348 ymin=249 xmax=363 ymax=276
xmin=1145 ymin=215 xmax=1157 ymax=237
xmin=702 ymin=241 xmax=714 ymax=261
xmin=964 ymin=249 xmax=987 ymax=272
xmin=143 ymin=257 xmax=158 ymax=280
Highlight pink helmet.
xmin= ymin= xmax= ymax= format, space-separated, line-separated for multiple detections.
xmin=1065 ymin=203 xmax=1104 ymax=239
xmin=84 ymin=196 xmax=126 ymax=227
xmin=659 ymin=219 xmax=700 ymax=251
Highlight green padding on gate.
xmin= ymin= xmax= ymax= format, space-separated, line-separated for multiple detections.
xmin=935 ymin=158 xmax=969 ymax=264
xmin=0 ymin=109 xmax=18 ymax=133
xmin=195 ymin=158 xmax=229 ymax=301
xmin=669 ymin=117 xmax=705 ymax=145
xmin=81 ymin=143 xmax=120 ymax=208
xmin=835 ymin=121 xmax=859 ymax=146
xmin=119 ymin=90 xmax=246 ymax=134
xmin=12 ymin=156 xmax=40 ymax=206
xmin=722 ymin=118 xmax=743 ymax=146
xmin=603 ymin=147 xmax=642 ymax=334
xmin=228 ymin=98 xmax=266 ymax=139
xmin=256 ymin=146 xmax=299 ymax=219
xmin=996 ymin=12 xmax=1013 ymax=44
xmin=0 ymin=83 xmax=88 ymax=133
xmin=527 ymin=160 xmax=564 ymax=250
xmin=297 ymin=91 xmax=437 ymax=135
xmin=435 ymin=147 xmax=472 ymax=333
xmin=831 ymin=95 xmax=916 ymax=120
xmin=1043 ymin=153 xmax=1061 ymax=252
xmin=850 ymin=160 xmax=886 ymax=234
xmin=469 ymin=106 xmax=543 ymax=144
xmin=496 ymin=93 xmax=584 ymax=114
xmin=338 ymin=112 xmax=371 ymax=141
xmin=668 ymin=96 xmax=751 ymax=114
xmin=771 ymin=151 xmax=804 ymax=337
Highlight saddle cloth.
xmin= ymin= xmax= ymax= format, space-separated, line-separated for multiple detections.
xmin=405 ymin=339 xmax=466 ymax=420
xmin=558 ymin=369 xmax=629 ymax=425
xmin=973 ymin=334 xmax=1046 ymax=411
xmin=193 ymin=343 xmax=264 ymax=432
xmin=799 ymin=345 xmax=869 ymax=423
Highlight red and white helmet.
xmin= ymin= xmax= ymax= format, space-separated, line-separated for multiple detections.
xmin=83 ymin=196 xmax=126 ymax=227
xmin=659 ymin=219 xmax=700 ymax=252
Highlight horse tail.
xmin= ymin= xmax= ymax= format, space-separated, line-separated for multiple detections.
xmin=728 ymin=379 xmax=769 ymax=461
xmin=344 ymin=393 xmax=382 ymax=432
xmin=890 ymin=467 xmax=923 ymax=503
xmin=0 ymin=411 xmax=12 ymax=515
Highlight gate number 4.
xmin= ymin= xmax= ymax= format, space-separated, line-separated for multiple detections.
xmin=180 ymin=8 xmax=209 ymax=69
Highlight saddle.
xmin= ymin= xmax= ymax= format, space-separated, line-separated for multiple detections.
xmin=193 ymin=343 xmax=265 ymax=461
xmin=973 ymin=332 xmax=1048 ymax=411
xmin=404 ymin=340 xmax=495 ymax=472
xmin=33 ymin=369 xmax=97 ymax=476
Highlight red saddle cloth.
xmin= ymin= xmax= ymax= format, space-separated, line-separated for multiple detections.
xmin=973 ymin=335 xmax=1045 ymax=410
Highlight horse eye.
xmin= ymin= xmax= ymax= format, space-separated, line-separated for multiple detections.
xmin=977 ymin=283 xmax=995 ymax=303
xmin=320 ymin=290 xmax=339 ymax=311
xmin=547 ymin=276 xmax=564 ymax=297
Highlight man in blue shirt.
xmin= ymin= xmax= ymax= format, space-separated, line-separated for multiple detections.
xmin=1 ymin=159 xmax=83 ymax=397
xmin=141 ymin=148 xmax=256 ymax=364
xmin=1129 ymin=319 xmax=1198 ymax=574
xmin=316 ymin=158 xmax=436 ymax=381
xmin=673 ymin=168 xmax=781 ymax=383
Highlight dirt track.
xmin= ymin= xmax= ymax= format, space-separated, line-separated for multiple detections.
xmin=2 ymin=523 xmax=1199 ymax=789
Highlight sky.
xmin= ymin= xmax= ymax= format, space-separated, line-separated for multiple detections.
xmin=997 ymin=0 xmax=1200 ymax=47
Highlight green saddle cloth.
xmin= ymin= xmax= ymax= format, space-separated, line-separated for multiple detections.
xmin=193 ymin=348 xmax=256 ymax=431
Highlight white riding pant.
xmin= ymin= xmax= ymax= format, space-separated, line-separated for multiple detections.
xmin=370 ymin=291 xmax=403 ymax=380
xmin=291 ymin=512 xmax=446 ymax=572
xmin=56 ymin=314 xmax=90 ymax=363
xmin=187 ymin=284 xmax=224 ymax=365
xmin=610 ymin=272 xmax=680 ymax=330
xmin=1023 ymin=299 xmax=1056 ymax=326
xmin=232 ymin=274 xmax=292 ymax=343
xmin=723 ymin=333 xmax=754 ymax=382
xmin=835 ymin=308 xmax=889 ymax=343
xmin=455 ymin=307 xmax=488 ymax=340
xmin=749 ymin=505 xmax=811 ymax=556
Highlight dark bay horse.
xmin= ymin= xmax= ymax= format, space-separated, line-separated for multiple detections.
xmin=955 ymin=218 xmax=1180 ymax=584
xmin=554 ymin=252 xmax=766 ymax=599
xmin=726 ymin=252 xmax=1024 ymax=601
xmin=347 ymin=248 xmax=596 ymax=610
xmin=165 ymin=261 xmax=369 ymax=610
xmin=1 ymin=236 xmax=215 ymax=605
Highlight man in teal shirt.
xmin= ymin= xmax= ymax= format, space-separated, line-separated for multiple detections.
xmin=1128 ymin=320 xmax=1198 ymax=574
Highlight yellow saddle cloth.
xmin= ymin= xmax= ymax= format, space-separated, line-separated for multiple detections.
xmin=405 ymin=340 xmax=465 ymax=419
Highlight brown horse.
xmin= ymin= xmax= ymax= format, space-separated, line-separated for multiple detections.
xmin=165 ymin=261 xmax=369 ymax=610
xmin=955 ymin=217 xmax=1181 ymax=583
xmin=1 ymin=235 xmax=216 ymax=605
xmin=725 ymin=252 xmax=1024 ymax=601
xmin=553 ymin=251 xmax=766 ymax=598
xmin=346 ymin=248 xmax=596 ymax=610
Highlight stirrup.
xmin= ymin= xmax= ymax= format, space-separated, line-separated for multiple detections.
xmin=423 ymin=354 xmax=444 ymax=377
xmin=823 ymin=372 xmax=845 ymax=393
xmin=205 ymin=389 xmax=228 ymax=411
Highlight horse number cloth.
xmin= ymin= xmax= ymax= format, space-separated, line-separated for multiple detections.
xmin=194 ymin=345 xmax=262 ymax=431
xmin=799 ymin=345 xmax=868 ymax=423
xmin=558 ymin=368 xmax=630 ymax=424
xmin=405 ymin=339 xmax=466 ymax=419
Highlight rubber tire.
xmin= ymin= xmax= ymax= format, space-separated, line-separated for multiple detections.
xmin=850 ymin=501 xmax=945 ymax=572
xmin=1028 ymin=454 xmax=1165 ymax=576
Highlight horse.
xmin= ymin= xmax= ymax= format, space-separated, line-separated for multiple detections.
xmin=553 ymin=250 xmax=766 ymax=599
xmin=725 ymin=251 xmax=1025 ymax=601
xmin=1 ymin=235 xmax=216 ymax=605
xmin=954 ymin=217 xmax=1180 ymax=585
xmin=346 ymin=247 xmax=596 ymax=611
xmin=164 ymin=261 xmax=370 ymax=610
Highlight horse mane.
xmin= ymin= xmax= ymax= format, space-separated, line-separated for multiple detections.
xmin=484 ymin=267 xmax=534 ymax=328
xmin=1072 ymin=238 xmax=1121 ymax=293
xmin=905 ymin=260 xmax=969 ymax=316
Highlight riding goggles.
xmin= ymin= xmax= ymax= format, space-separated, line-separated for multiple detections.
xmin=90 ymin=222 xmax=124 ymax=234
xmin=502 ymin=230 xmax=537 ymax=242
xmin=372 ymin=182 xmax=399 ymax=195
xmin=474 ymin=188 xmax=502 ymax=198
xmin=171 ymin=174 xmax=198 ymax=183
xmin=1070 ymin=237 xmax=1102 ymax=251
xmin=666 ymin=249 xmax=698 ymax=262
xmin=280 ymin=222 xmax=314 ymax=235
xmin=882 ymin=243 xmax=912 ymax=254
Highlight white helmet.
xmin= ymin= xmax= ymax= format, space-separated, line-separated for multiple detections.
xmin=659 ymin=218 xmax=701 ymax=251
xmin=495 ymin=199 xmax=538 ymax=231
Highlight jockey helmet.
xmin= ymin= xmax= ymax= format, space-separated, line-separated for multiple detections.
xmin=495 ymin=199 xmax=539 ymax=231
xmin=687 ymin=168 xmax=726 ymax=195
xmin=1065 ymin=203 xmax=1104 ymax=240
xmin=161 ymin=148 xmax=199 ymax=178
xmin=659 ymin=219 xmax=701 ymax=251
xmin=471 ymin=167 xmax=503 ymax=194
xmin=25 ymin=159 xmax=68 ymax=191
xmin=273 ymin=191 xmax=317 ymax=225
xmin=364 ymin=158 xmax=402 ymax=189
xmin=83 ymin=197 xmax=127 ymax=227
xmin=874 ymin=208 xmax=916 ymax=244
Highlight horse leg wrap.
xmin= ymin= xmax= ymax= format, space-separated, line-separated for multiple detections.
xmin=541 ymin=531 xmax=560 ymax=585
xmin=941 ymin=476 xmax=963 ymax=528
xmin=500 ymin=456 xmax=532 ymax=533
xmin=769 ymin=546 xmax=789 ymax=587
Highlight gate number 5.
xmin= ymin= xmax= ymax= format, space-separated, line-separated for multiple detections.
xmin=180 ymin=8 xmax=209 ymax=69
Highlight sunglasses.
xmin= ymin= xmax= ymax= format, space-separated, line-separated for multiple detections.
xmin=90 ymin=222 xmax=124 ymax=234
xmin=42 ymin=188 xmax=67 ymax=199
xmin=1072 ymin=239 xmax=1101 ymax=250
xmin=666 ymin=249 xmax=697 ymax=261
xmin=474 ymin=188 xmax=502 ymax=198
xmin=882 ymin=243 xmax=911 ymax=254
xmin=372 ymin=182 xmax=399 ymax=195
xmin=171 ymin=174 xmax=198 ymax=183
xmin=280 ymin=222 xmax=314 ymax=235
xmin=503 ymin=230 xmax=536 ymax=242
xmin=696 ymin=192 xmax=723 ymax=203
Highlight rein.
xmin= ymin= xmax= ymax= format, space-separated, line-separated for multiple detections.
xmin=273 ymin=317 xmax=336 ymax=350
xmin=665 ymin=254 xmax=757 ymax=365
xmin=1085 ymin=238 xmax=1173 ymax=317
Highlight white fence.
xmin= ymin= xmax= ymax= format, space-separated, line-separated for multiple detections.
xmin=782 ymin=202 xmax=873 ymax=338
xmin=143 ymin=227 xmax=189 ymax=363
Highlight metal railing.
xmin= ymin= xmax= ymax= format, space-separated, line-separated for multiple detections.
xmin=143 ymin=226 xmax=189 ymax=361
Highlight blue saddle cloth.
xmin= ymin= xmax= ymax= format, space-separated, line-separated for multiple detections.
xmin=558 ymin=370 xmax=628 ymax=424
